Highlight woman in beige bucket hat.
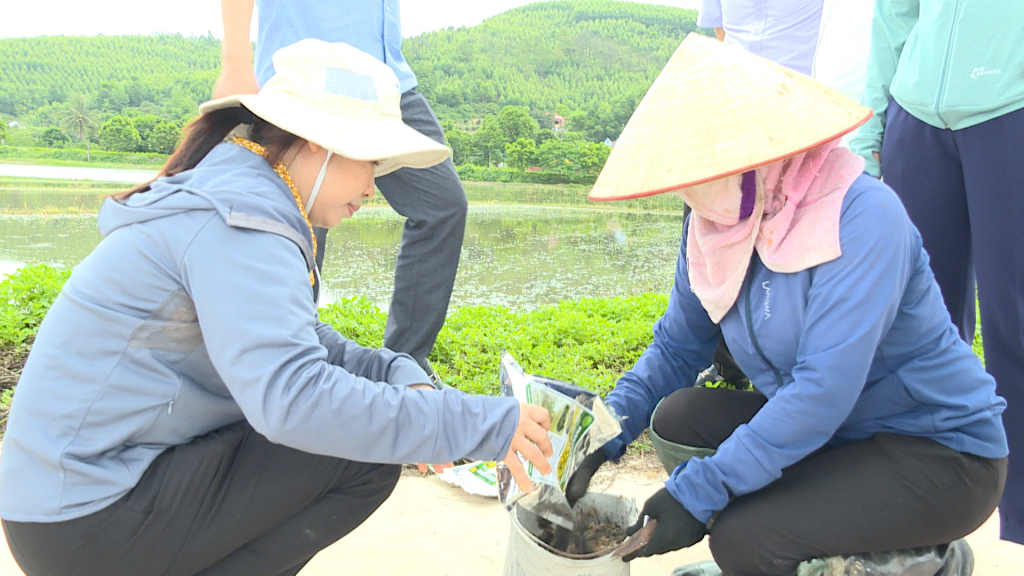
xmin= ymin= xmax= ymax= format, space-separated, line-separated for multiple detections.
xmin=566 ymin=35 xmax=1007 ymax=576
xmin=0 ymin=40 xmax=554 ymax=576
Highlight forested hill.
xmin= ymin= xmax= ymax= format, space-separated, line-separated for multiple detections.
xmin=406 ymin=1 xmax=706 ymax=132
xmin=0 ymin=1 xmax=705 ymax=142
xmin=0 ymin=34 xmax=221 ymax=120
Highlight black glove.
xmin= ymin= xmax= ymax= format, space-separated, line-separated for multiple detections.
xmin=564 ymin=449 xmax=608 ymax=507
xmin=621 ymin=488 xmax=707 ymax=562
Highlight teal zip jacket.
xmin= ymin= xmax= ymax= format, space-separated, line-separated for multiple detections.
xmin=850 ymin=0 xmax=1024 ymax=177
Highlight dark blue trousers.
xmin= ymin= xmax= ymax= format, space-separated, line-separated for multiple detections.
xmin=882 ymin=100 xmax=1024 ymax=544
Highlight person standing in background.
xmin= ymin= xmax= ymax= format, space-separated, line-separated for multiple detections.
xmin=699 ymin=0 xmax=874 ymax=102
xmin=811 ymin=0 xmax=874 ymax=105
xmin=850 ymin=0 xmax=1024 ymax=546
xmin=697 ymin=0 xmax=825 ymax=76
xmin=214 ymin=0 xmax=467 ymax=383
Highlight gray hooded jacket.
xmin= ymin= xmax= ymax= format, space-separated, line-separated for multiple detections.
xmin=0 ymin=143 xmax=519 ymax=522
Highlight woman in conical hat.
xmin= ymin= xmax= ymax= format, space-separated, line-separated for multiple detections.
xmin=0 ymin=40 xmax=554 ymax=575
xmin=566 ymin=35 xmax=1007 ymax=575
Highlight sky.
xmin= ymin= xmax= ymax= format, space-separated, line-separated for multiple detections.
xmin=0 ymin=0 xmax=701 ymax=40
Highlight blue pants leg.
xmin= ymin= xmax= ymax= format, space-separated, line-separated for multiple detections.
xmin=956 ymin=105 xmax=1024 ymax=544
xmin=883 ymin=101 xmax=1024 ymax=544
xmin=881 ymin=101 xmax=974 ymax=342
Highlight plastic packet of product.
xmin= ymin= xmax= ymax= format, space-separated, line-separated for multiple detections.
xmin=495 ymin=352 xmax=622 ymax=530
xmin=434 ymin=460 xmax=499 ymax=498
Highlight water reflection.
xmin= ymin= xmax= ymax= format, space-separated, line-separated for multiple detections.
xmin=0 ymin=206 xmax=684 ymax=310
xmin=0 ymin=164 xmax=157 ymax=183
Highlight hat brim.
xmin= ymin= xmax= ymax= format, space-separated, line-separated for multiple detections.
xmin=199 ymin=93 xmax=450 ymax=177
xmin=588 ymin=34 xmax=872 ymax=202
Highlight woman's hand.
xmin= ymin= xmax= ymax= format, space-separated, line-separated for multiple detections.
xmin=503 ymin=403 xmax=554 ymax=492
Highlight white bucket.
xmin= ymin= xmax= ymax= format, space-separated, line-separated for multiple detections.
xmin=503 ymin=492 xmax=638 ymax=576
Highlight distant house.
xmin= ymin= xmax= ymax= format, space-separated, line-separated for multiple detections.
xmin=7 ymin=121 xmax=19 ymax=128
xmin=603 ymin=138 xmax=616 ymax=147
xmin=552 ymin=114 xmax=567 ymax=133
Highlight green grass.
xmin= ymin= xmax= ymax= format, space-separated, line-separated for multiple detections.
xmin=320 ymin=293 xmax=669 ymax=396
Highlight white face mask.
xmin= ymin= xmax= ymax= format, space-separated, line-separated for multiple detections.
xmin=305 ymin=151 xmax=333 ymax=214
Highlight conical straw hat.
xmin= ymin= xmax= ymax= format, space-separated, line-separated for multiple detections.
xmin=589 ymin=34 xmax=871 ymax=201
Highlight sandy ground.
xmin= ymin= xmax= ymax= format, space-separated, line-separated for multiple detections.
xmin=1 ymin=453 xmax=1020 ymax=575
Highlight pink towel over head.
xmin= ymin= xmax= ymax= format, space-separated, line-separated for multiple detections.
xmin=677 ymin=140 xmax=865 ymax=323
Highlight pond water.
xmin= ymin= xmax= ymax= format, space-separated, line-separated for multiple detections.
xmin=0 ymin=205 xmax=685 ymax=310
xmin=0 ymin=163 xmax=158 ymax=183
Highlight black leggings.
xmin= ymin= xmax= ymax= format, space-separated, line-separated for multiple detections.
xmin=652 ymin=387 xmax=1007 ymax=576
xmin=3 ymin=421 xmax=400 ymax=576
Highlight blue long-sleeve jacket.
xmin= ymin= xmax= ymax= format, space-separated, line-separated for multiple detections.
xmin=603 ymin=175 xmax=1007 ymax=523
xmin=0 ymin=144 xmax=519 ymax=522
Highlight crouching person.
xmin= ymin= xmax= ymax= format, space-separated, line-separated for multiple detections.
xmin=0 ymin=40 xmax=553 ymax=576
xmin=565 ymin=35 xmax=1006 ymax=576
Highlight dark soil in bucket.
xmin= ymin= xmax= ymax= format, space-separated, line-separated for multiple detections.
xmin=536 ymin=509 xmax=627 ymax=556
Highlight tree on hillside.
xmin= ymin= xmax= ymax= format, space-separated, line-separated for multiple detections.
xmin=576 ymin=141 xmax=612 ymax=174
xmin=133 ymin=114 xmax=178 ymax=153
xmin=497 ymin=106 xmax=538 ymax=144
xmin=445 ymin=128 xmax=473 ymax=166
xmin=133 ymin=114 xmax=162 ymax=140
xmin=535 ymin=132 xmax=610 ymax=181
xmin=0 ymin=119 xmax=7 ymax=144
xmin=505 ymin=138 xmax=537 ymax=172
xmin=99 ymin=116 xmax=142 ymax=153
xmin=146 ymin=121 xmax=180 ymax=154
xmin=535 ymin=128 xmax=556 ymax=146
xmin=472 ymin=115 xmax=506 ymax=166
xmin=59 ymin=94 xmax=100 ymax=160
xmin=38 ymin=127 xmax=71 ymax=148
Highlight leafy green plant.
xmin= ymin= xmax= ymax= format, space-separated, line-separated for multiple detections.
xmin=0 ymin=387 xmax=14 ymax=436
xmin=0 ymin=264 xmax=71 ymax=348
xmin=321 ymin=293 xmax=669 ymax=396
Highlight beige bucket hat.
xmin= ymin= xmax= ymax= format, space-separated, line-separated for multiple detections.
xmin=589 ymin=34 xmax=872 ymax=201
xmin=200 ymin=39 xmax=450 ymax=177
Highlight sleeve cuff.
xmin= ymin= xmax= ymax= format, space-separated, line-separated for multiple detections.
xmin=386 ymin=355 xmax=432 ymax=388
xmin=861 ymin=156 xmax=882 ymax=178
xmin=664 ymin=471 xmax=715 ymax=524
xmin=602 ymin=429 xmax=632 ymax=462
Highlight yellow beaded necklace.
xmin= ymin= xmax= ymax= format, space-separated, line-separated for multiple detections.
xmin=231 ymin=136 xmax=317 ymax=287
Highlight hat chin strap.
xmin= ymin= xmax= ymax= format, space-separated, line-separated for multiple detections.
xmin=305 ymin=151 xmax=333 ymax=214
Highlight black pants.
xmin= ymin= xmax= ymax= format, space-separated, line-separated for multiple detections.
xmin=3 ymin=421 xmax=400 ymax=576
xmin=652 ymin=387 xmax=1007 ymax=576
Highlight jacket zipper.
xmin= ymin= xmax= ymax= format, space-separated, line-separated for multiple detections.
xmin=934 ymin=0 xmax=963 ymax=129
xmin=744 ymin=260 xmax=784 ymax=390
